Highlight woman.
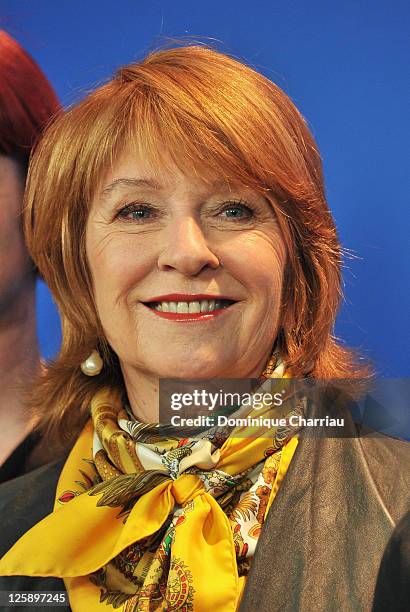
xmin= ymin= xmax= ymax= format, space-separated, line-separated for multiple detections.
xmin=0 ymin=45 xmax=408 ymax=611
xmin=0 ymin=31 xmax=60 ymax=481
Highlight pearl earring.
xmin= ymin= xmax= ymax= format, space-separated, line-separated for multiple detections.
xmin=81 ymin=349 xmax=103 ymax=376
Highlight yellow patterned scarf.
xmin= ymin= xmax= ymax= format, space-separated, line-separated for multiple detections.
xmin=0 ymin=358 xmax=301 ymax=611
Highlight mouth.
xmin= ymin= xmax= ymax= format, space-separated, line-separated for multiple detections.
xmin=141 ymin=295 xmax=238 ymax=322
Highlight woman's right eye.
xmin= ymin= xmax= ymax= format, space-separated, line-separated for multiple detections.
xmin=116 ymin=203 xmax=153 ymax=222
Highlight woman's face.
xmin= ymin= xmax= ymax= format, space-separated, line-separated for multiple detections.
xmin=0 ymin=156 xmax=33 ymax=317
xmin=86 ymin=151 xmax=287 ymax=382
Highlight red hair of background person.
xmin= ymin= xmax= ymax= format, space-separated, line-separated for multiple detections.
xmin=0 ymin=31 xmax=60 ymax=170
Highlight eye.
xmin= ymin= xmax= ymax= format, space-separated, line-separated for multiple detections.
xmin=220 ymin=200 xmax=254 ymax=220
xmin=116 ymin=203 xmax=153 ymax=222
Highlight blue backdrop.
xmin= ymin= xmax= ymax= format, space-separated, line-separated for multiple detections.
xmin=2 ymin=0 xmax=409 ymax=376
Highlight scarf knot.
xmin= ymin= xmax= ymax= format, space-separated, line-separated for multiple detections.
xmin=170 ymin=474 xmax=205 ymax=505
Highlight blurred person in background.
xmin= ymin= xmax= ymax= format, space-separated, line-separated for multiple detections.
xmin=0 ymin=31 xmax=60 ymax=482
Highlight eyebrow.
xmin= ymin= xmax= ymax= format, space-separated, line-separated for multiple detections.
xmin=100 ymin=176 xmax=247 ymax=200
xmin=101 ymin=177 xmax=162 ymax=198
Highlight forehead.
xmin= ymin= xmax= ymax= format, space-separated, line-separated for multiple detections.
xmin=97 ymin=147 xmax=258 ymax=201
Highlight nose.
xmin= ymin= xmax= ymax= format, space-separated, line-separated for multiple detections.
xmin=157 ymin=217 xmax=220 ymax=276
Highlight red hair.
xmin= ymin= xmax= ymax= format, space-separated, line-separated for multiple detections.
xmin=0 ymin=31 xmax=60 ymax=170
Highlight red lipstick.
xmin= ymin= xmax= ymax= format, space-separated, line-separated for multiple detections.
xmin=147 ymin=308 xmax=227 ymax=322
xmin=143 ymin=293 xmax=236 ymax=302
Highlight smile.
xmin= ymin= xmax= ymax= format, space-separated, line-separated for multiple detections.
xmin=141 ymin=295 xmax=238 ymax=322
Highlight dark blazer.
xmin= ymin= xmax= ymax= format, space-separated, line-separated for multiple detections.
xmin=1 ymin=391 xmax=409 ymax=612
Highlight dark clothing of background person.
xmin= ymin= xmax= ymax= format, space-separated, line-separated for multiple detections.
xmin=372 ymin=510 xmax=410 ymax=612
xmin=0 ymin=433 xmax=40 ymax=484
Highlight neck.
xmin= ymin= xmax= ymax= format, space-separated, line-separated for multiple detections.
xmin=122 ymin=349 xmax=274 ymax=423
xmin=0 ymin=281 xmax=40 ymax=465
xmin=122 ymin=368 xmax=161 ymax=423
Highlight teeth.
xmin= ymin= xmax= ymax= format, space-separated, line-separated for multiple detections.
xmin=188 ymin=301 xmax=201 ymax=313
xmin=152 ymin=299 xmax=229 ymax=313
xmin=177 ymin=302 xmax=189 ymax=313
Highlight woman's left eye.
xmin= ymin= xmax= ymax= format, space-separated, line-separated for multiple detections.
xmin=219 ymin=201 xmax=254 ymax=220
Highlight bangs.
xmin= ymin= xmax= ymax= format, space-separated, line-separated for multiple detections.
xmin=127 ymin=94 xmax=256 ymax=187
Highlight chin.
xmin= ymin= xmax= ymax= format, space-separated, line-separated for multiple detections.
xmin=152 ymin=355 xmax=230 ymax=380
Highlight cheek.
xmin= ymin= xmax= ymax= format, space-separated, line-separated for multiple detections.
xmin=222 ymin=230 xmax=287 ymax=301
xmin=86 ymin=229 xmax=154 ymax=311
xmin=0 ymin=210 xmax=30 ymax=279
xmin=0 ymin=189 xmax=24 ymax=249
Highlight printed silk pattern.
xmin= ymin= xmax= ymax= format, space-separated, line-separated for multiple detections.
xmin=0 ymin=357 xmax=303 ymax=611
